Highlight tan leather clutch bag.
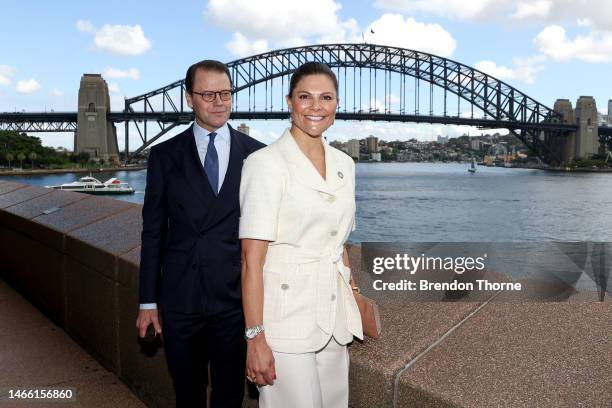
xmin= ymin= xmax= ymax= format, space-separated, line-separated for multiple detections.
xmin=353 ymin=288 xmax=381 ymax=339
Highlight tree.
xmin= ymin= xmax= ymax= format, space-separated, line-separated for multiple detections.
xmin=17 ymin=152 xmax=25 ymax=168
xmin=29 ymin=152 xmax=37 ymax=168
xmin=5 ymin=153 xmax=13 ymax=168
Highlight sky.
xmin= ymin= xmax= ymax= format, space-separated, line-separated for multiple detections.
xmin=1 ymin=0 xmax=611 ymax=150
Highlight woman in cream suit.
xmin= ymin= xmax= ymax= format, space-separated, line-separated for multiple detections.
xmin=239 ymin=62 xmax=363 ymax=407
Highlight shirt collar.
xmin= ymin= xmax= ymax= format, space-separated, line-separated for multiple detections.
xmin=193 ymin=121 xmax=230 ymax=143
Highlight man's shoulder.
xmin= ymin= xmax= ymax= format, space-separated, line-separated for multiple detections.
xmin=149 ymin=127 xmax=190 ymax=155
xmin=231 ymin=127 xmax=266 ymax=152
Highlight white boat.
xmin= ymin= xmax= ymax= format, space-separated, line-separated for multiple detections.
xmin=46 ymin=176 xmax=135 ymax=195
xmin=468 ymin=157 xmax=477 ymax=173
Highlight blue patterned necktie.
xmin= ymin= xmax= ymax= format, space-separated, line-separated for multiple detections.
xmin=204 ymin=132 xmax=219 ymax=195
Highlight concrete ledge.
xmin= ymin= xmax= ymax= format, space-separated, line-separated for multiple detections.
xmin=397 ymin=301 xmax=611 ymax=408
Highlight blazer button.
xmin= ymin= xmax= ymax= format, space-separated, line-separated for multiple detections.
xmin=330 ymin=230 xmax=338 ymax=236
xmin=281 ymin=283 xmax=289 ymax=290
xmin=191 ymin=264 xmax=198 ymax=270
xmin=331 ymin=294 xmax=336 ymax=301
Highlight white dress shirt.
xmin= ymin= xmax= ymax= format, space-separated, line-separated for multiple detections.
xmin=140 ymin=121 xmax=232 ymax=311
xmin=193 ymin=121 xmax=231 ymax=193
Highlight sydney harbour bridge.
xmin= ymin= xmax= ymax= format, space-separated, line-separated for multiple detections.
xmin=1 ymin=43 xmax=610 ymax=165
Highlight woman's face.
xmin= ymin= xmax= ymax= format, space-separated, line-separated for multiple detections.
xmin=286 ymin=74 xmax=338 ymax=138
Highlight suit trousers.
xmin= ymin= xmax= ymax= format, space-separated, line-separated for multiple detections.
xmin=162 ymin=307 xmax=246 ymax=408
xmin=258 ymin=338 xmax=350 ymax=408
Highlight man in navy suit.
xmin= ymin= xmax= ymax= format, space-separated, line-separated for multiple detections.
xmin=136 ymin=59 xmax=265 ymax=407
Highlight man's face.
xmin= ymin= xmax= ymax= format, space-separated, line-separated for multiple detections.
xmin=186 ymin=69 xmax=232 ymax=132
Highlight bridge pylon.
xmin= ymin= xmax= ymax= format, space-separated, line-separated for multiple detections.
xmin=552 ymin=99 xmax=575 ymax=163
xmin=574 ymin=96 xmax=601 ymax=160
xmin=76 ymin=74 xmax=119 ymax=164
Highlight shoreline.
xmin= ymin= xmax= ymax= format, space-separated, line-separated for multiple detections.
xmin=361 ymin=161 xmax=612 ymax=173
xmin=0 ymin=166 xmax=147 ymax=177
xmin=2 ymin=163 xmax=611 ymax=176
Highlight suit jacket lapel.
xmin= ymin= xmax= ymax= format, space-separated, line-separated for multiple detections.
xmin=217 ymin=125 xmax=243 ymax=200
xmin=202 ymin=124 xmax=246 ymax=228
xmin=278 ymin=128 xmax=346 ymax=195
xmin=172 ymin=125 xmax=216 ymax=207
xmin=323 ymin=141 xmax=347 ymax=193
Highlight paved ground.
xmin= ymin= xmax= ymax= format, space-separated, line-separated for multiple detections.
xmin=0 ymin=278 xmax=144 ymax=408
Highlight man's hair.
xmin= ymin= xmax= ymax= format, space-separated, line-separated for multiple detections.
xmin=184 ymin=60 xmax=233 ymax=93
xmin=288 ymin=61 xmax=338 ymax=97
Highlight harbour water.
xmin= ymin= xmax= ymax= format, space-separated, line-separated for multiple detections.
xmin=3 ymin=162 xmax=612 ymax=242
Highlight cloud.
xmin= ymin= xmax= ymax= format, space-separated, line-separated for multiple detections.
xmin=374 ymin=0 xmax=500 ymax=20
xmin=511 ymin=0 xmax=552 ymax=19
xmin=103 ymin=67 xmax=140 ymax=80
xmin=474 ymin=56 xmax=545 ymax=83
xmin=108 ymin=82 xmax=121 ymax=94
xmin=76 ymin=19 xmax=94 ymax=33
xmin=16 ymin=79 xmax=41 ymax=94
xmin=510 ymin=0 xmax=612 ymax=32
xmin=0 ymin=65 xmax=16 ymax=86
xmin=534 ymin=25 xmax=612 ymax=63
xmin=366 ymin=14 xmax=456 ymax=57
xmin=76 ymin=20 xmax=152 ymax=56
xmin=226 ymin=33 xmax=269 ymax=58
xmin=51 ymin=88 xmax=63 ymax=96
xmin=205 ymin=0 xmax=360 ymax=56
xmin=375 ymin=0 xmax=612 ymax=32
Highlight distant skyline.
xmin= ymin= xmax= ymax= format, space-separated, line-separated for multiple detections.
xmin=2 ymin=0 xmax=611 ymax=149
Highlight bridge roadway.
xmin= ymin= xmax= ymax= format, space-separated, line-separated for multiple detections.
xmin=0 ymin=110 xmax=594 ymax=132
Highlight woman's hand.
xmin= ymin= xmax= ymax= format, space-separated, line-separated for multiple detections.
xmin=241 ymin=238 xmax=274 ymax=385
xmin=246 ymin=334 xmax=276 ymax=386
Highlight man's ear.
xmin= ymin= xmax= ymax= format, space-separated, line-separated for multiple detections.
xmin=186 ymin=92 xmax=193 ymax=109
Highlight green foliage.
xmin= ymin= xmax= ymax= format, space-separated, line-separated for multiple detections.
xmin=381 ymin=150 xmax=395 ymax=161
xmin=574 ymin=158 xmax=609 ymax=169
xmin=0 ymin=130 xmax=74 ymax=168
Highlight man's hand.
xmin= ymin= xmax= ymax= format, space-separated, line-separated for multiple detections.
xmin=136 ymin=308 xmax=162 ymax=338
xmin=246 ymin=334 xmax=276 ymax=386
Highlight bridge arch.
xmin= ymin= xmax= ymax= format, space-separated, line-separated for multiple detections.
xmin=123 ymin=43 xmax=568 ymax=162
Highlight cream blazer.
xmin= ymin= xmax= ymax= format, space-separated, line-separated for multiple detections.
xmin=239 ymin=128 xmax=363 ymax=353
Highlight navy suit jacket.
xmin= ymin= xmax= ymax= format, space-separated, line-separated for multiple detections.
xmin=139 ymin=124 xmax=265 ymax=314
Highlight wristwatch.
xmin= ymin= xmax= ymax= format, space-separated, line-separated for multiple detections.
xmin=244 ymin=325 xmax=265 ymax=340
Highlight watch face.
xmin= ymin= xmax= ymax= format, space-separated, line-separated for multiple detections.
xmin=245 ymin=326 xmax=262 ymax=339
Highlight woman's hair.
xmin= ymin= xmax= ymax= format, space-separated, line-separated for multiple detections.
xmin=288 ymin=62 xmax=338 ymax=97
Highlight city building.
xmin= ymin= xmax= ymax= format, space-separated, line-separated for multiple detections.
xmin=366 ymin=135 xmax=378 ymax=153
xmin=470 ymin=139 xmax=481 ymax=151
xmin=370 ymin=152 xmax=382 ymax=162
xmin=347 ymin=139 xmax=360 ymax=160
xmin=437 ymin=135 xmax=448 ymax=145
xmin=237 ymin=123 xmax=250 ymax=135
xmin=608 ymin=99 xmax=612 ymax=125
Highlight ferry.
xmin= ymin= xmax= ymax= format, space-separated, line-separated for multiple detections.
xmin=46 ymin=176 xmax=135 ymax=195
